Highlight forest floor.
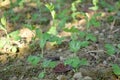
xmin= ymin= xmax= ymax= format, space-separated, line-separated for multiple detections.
xmin=0 ymin=0 xmax=120 ymax=80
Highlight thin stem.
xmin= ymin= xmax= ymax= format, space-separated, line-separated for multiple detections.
xmin=41 ymin=48 xmax=44 ymax=58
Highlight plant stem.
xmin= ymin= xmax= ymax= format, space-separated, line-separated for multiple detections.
xmin=41 ymin=48 xmax=44 ymax=57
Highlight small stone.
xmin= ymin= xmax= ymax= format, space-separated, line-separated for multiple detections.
xmin=108 ymin=35 xmax=114 ymax=39
xmin=94 ymin=31 xmax=99 ymax=34
xmin=103 ymin=60 xmax=107 ymax=65
xmin=73 ymin=72 xmax=83 ymax=79
xmin=57 ymin=75 xmax=67 ymax=80
xmin=83 ymin=76 xmax=92 ymax=80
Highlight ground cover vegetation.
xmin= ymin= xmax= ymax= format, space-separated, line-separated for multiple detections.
xmin=0 ymin=0 xmax=120 ymax=80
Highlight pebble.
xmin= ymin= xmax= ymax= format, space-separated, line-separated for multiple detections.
xmin=57 ymin=75 xmax=67 ymax=80
xmin=73 ymin=72 xmax=83 ymax=79
xmin=83 ymin=76 xmax=92 ymax=80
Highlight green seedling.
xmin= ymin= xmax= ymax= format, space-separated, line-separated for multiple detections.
xmin=40 ymin=59 xmax=57 ymax=79
xmin=89 ymin=0 xmax=99 ymax=11
xmin=85 ymin=33 xmax=97 ymax=42
xmin=36 ymin=28 xmax=63 ymax=57
xmin=57 ymin=9 xmax=69 ymax=29
xmin=35 ymin=28 xmax=50 ymax=57
xmin=45 ymin=3 xmax=56 ymax=20
xmin=80 ymin=41 xmax=89 ymax=48
xmin=86 ymin=13 xmax=101 ymax=29
xmin=38 ymin=71 xmax=46 ymax=79
xmin=48 ymin=35 xmax=64 ymax=45
xmin=69 ymin=40 xmax=81 ymax=55
xmin=64 ymin=26 xmax=79 ymax=33
xmin=0 ymin=26 xmax=20 ymax=52
xmin=71 ymin=0 xmax=83 ymax=20
xmin=27 ymin=55 xmax=41 ymax=66
xmin=0 ymin=39 xmax=7 ymax=48
xmin=64 ymin=56 xmax=88 ymax=70
xmin=78 ymin=31 xmax=86 ymax=38
xmin=47 ymin=25 xmax=58 ymax=35
xmin=9 ymin=30 xmax=21 ymax=41
xmin=0 ymin=16 xmax=8 ymax=38
xmin=45 ymin=3 xmax=58 ymax=36
xmin=112 ymin=64 xmax=120 ymax=76
xmin=105 ymin=44 xmax=116 ymax=56
xmin=24 ymin=24 xmax=36 ymax=30
xmin=42 ymin=59 xmax=57 ymax=69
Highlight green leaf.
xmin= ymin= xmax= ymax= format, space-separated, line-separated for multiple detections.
xmin=39 ymin=39 xmax=46 ymax=49
xmin=86 ymin=33 xmax=97 ymax=42
xmin=36 ymin=28 xmax=42 ymax=38
xmin=1 ymin=16 xmax=6 ymax=26
xmin=80 ymin=41 xmax=89 ymax=48
xmin=48 ymin=35 xmax=64 ymax=44
xmin=9 ymin=30 xmax=21 ymax=41
xmin=48 ymin=61 xmax=57 ymax=68
xmin=42 ymin=59 xmax=57 ymax=68
xmin=64 ymin=57 xmax=88 ymax=68
xmin=0 ymin=39 xmax=7 ymax=48
xmin=45 ymin=3 xmax=56 ymax=19
xmin=89 ymin=6 xmax=99 ymax=11
xmin=27 ymin=56 xmax=41 ymax=66
xmin=69 ymin=40 xmax=81 ymax=53
xmin=64 ymin=26 xmax=79 ymax=33
xmin=90 ymin=17 xmax=100 ymax=27
xmin=92 ymin=0 xmax=98 ymax=6
xmin=24 ymin=24 xmax=35 ymax=30
xmin=47 ymin=26 xmax=57 ymax=35
xmin=79 ymin=58 xmax=88 ymax=66
xmin=79 ymin=31 xmax=86 ymax=38
xmin=71 ymin=2 xmax=77 ymax=12
xmin=64 ymin=57 xmax=80 ymax=68
xmin=39 ymin=33 xmax=51 ymax=49
xmin=43 ymin=32 xmax=51 ymax=40
xmin=51 ymin=10 xmax=56 ymax=19
xmin=105 ymin=44 xmax=116 ymax=55
xmin=58 ymin=17 xmax=67 ymax=28
xmin=112 ymin=64 xmax=120 ymax=75
xmin=38 ymin=71 xmax=45 ymax=79
xmin=42 ymin=60 xmax=51 ymax=68
xmin=45 ymin=3 xmax=54 ymax=11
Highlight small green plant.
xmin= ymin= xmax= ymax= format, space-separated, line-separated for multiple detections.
xmin=86 ymin=13 xmax=101 ymax=29
xmin=0 ymin=16 xmax=20 ymax=53
xmin=64 ymin=56 xmax=88 ymax=71
xmin=38 ymin=71 xmax=46 ymax=79
xmin=9 ymin=30 xmax=21 ymax=41
xmin=85 ymin=33 xmax=97 ymax=42
xmin=27 ymin=55 xmax=41 ymax=66
xmin=42 ymin=59 xmax=57 ymax=69
xmin=35 ymin=28 xmax=49 ymax=57
xmin=71 ymin=0 xmax=83 ymax=21
xmin=27 ymin=55 xmax=57 ymax=79
xmin=69 ymin=40 xmax=81 ymax=54
xmin=64 ymin=26 xmax=90 ymax=56
xmin=105 ymin=44 xmax=116 ymax=56
xmin=45 ymin=3 xmax=58 ymax=35
xmin=0 ymin=16 xmax=8 ymax=49
xmin=89 ymin=0 xmax=99 ymax=11
xmin=0 ymin=16 xmax=9 ymax=38
xmin=112 ymin=64 xmax=120 ymax=76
